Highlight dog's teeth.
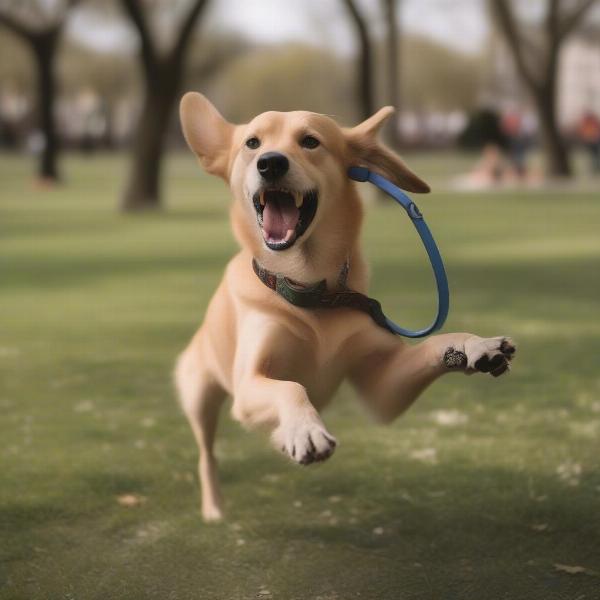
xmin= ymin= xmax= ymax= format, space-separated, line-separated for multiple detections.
xmin=259 ymin=191 xmax=265 ymax=206
xmin=295 ymin=192 xmax=303 ymax=208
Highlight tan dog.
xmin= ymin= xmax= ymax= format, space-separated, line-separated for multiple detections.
xmin=175 ymin=92 xmax=516 ymax=521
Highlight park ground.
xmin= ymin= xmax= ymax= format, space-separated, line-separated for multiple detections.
xmin=1 ymin=152 xmax=599 ymax=599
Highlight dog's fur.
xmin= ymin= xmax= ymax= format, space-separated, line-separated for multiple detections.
xmin=175 ymin=92 xmax=516 ymax=521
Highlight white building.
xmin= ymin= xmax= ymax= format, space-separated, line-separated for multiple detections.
xmin=559 ymin=27 xmax=600 ymax=127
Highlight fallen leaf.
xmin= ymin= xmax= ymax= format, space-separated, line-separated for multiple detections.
xmin=556 ymin=461 xmax=582 ymax=486
xmin=117 ymin=494 xmax=146 ymax=507
xmin=431 ymin=409 xmax=469 ymax=426
xmin=410 ymin=448 xmax=438 ymax=464
xmin=554 ymin=563 xmax=590 ymax=575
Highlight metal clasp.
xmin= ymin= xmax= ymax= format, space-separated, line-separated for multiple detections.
xmin=407 ymin=202 xmax=423 ymax=219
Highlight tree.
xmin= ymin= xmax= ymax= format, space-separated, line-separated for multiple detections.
xmin=120 ymin=0 xmax=210 ymax=211
xmin=382 ymin=0 xmax=402 ymax=147
xmin=489 ymin=0 xmax=598 ymax=177
xmin=0 ymin=0 xmax=79 ymax=182
xmin=210 ymin=44 xmax=353 ymax=123
xmin=403 ymin=34 xmax=483 ymax=113
xmin=341 ymin=0 xmax=375 ymax=120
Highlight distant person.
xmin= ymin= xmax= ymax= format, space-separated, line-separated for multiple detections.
xmin=501 ymin=109 xmax=530 ymax=179
xmin=577 ymin=111 xmax=600 ymax=174
xmin=456 ymin=107 xmax=508 ymax=188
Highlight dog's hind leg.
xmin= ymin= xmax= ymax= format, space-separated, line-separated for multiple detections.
xmin=175 ymin=343 xmax=226 ymax=522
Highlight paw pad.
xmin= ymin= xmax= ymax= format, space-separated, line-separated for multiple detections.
xmin=443 ymin=347 xmax=468 ymax=369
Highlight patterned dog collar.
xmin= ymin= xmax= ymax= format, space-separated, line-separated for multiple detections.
xmin=252 ymin=258 xmax=393 ymax=333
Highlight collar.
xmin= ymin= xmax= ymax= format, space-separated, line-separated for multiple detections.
xmin=252 ymin=258 xmax=393 ymax=333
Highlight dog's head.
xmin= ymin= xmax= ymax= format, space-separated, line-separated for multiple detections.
xmin=180 ymin=93 xmax=429 ymax=256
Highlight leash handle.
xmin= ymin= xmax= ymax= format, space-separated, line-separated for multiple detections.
xmin=348 ymin=166 xmax=449 ymax=338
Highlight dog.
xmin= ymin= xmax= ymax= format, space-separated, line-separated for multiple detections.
xmin=175 ymin=92 xmax=516 ymax=521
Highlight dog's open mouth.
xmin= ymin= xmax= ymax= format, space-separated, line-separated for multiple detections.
xmin=252 ymin=188 xmax=318 ymax=251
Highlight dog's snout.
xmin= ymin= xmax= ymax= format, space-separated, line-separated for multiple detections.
xmin=257 ymin=152 xmax=289 ymax=181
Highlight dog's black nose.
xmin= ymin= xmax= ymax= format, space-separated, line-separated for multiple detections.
xmin=257 ymin=152 xmax=289 ymax=181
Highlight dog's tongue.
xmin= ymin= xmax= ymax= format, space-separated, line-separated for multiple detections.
xmin=263 ymin=193 xmax=299 ymax=241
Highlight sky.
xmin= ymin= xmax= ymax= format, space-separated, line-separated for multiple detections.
xmin=204 ymin=0 xmax=488 ymax=55
xmin=69 ymin=0 xmax=489 ymax=56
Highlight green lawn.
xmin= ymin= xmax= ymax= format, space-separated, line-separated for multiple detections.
xmin=1 ymin=153 xmax=599 ymax=599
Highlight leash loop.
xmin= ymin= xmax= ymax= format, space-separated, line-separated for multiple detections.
xmin=348 ymin=166 xmax=449 ymax=338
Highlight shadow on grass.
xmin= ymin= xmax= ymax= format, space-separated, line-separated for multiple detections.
xmin=2 ymin=433 xmax=598 ymax=599
xmin=2 ymin=252 xmax=229 ymax=291
xmin=4 ymin=248 xmax=599 ymax=311
xmin=226 ymin=461 xmax=600 ymax=598
xmin=371 ymin=256 xmax=600 ymax=308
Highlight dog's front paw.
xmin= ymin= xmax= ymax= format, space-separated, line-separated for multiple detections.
xmin=461 ymin=336 xmax=516 ymax=377
xmin=272 ymin=412 xmax=337 ymax=466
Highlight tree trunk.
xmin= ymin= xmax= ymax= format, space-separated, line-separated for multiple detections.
xmin=383 ymin=0 xmax=401 ymax=148
xmin=342 ymin=0 xmax=375 ymax=120
xmin=488 ymin=0 xmax=596 ymax=180
xmin=534 ymin=42 xmax=571 ymax=177
xmin=535 ymin=86 xmax=572 ymax=177
xmin=121 ymin=82 xmax=177 ymax=211
xmin=32 ymin=32 xmax=60 ymax=182
xmin=356 ymin=27 xmax=374 ymax=120
xmin=119 ymin=0 xmax=209 ymax=211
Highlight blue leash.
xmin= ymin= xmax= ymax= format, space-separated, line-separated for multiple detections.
xmin=348 ymin=166 xmax=449 ymax=338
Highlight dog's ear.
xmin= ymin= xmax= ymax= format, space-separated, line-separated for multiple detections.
xmin=180 ymin=92 xmax=235 ymax=180
xmin=345 ymin=106 xmax=430 ymax=193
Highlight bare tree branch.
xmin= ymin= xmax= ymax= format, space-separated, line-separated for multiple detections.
xmin=120 ymin=0 xmax=158 ymax=76
xmin=547 ymin=0 xmax=561 ymax=38
xmin=488 ymin=0 xmax=540 ymax=92
xmin=0 ymin=0 xmax=78 ymax=36
xmin=341 ymin=0 xmax=374 ymax=119
xmin=382 ymin=0 xmax=401 ymax=147
xmin=170 ymin=0 xmax=209 ymax=64
xmin=559 ymin=0 xmax=597 ymax=39
xmin=0 ymin=9 xmax=36 ymax=39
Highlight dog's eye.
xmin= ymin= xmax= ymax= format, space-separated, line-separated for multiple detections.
xmin=300 ymin=135 xmax=320 ymax=149
xmin=245 ymin=137 xmax=261 ymax=150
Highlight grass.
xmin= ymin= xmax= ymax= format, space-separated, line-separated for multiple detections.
xmin=1 ymin=152 xmax=599 ymax=599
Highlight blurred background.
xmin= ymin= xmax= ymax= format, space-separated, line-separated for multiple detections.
xmin=2 ymin=2 xmax=600 ymax=599
xmin=1 ymin=0 xmax=599 ymax=207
